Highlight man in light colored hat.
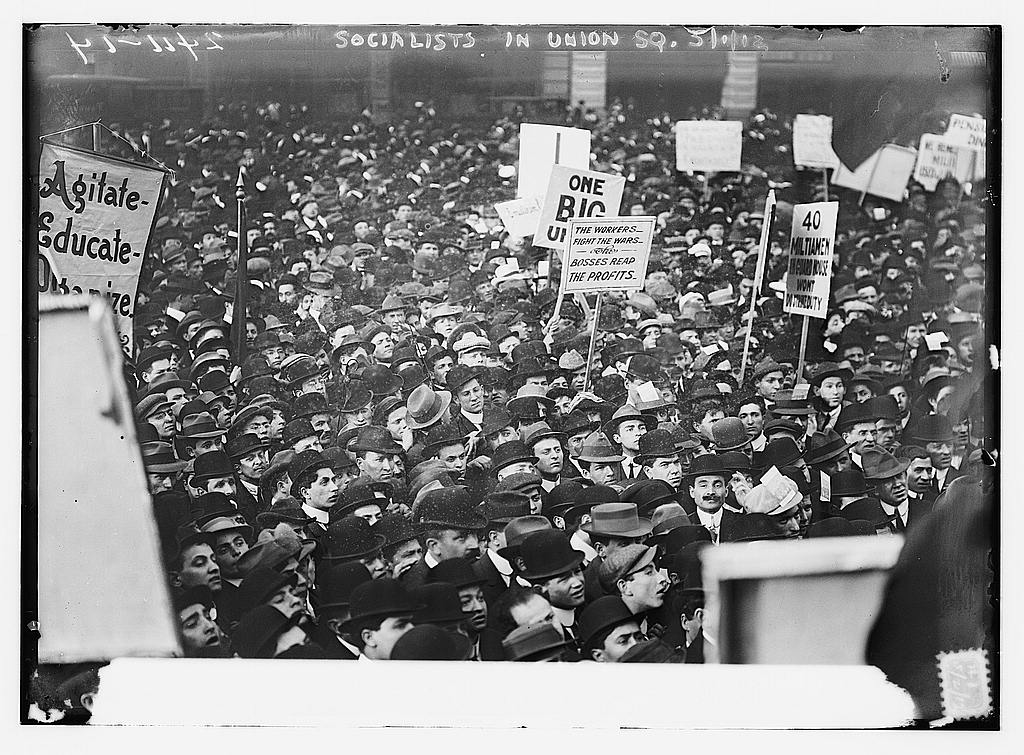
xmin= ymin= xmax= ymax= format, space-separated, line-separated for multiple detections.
xmin=576 ymin=431 xmax=624 ymax=486
xmin=451 ymin=331 xmax=492 ymax=368
xmin=599 ymin=544 xmax=671 ymax=626
xmin=522 ymin=421 xmax=567 ymax=492
xmin=604 ymin=406 xmax=656 ymax=480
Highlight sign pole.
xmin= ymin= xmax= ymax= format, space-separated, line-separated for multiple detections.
xmin=92 ymin=123 xmax=100 ymax=152
xmin=582 ymin=291 xmax=603 ymax=393
xmin=858 ymin=149 xmax=882 ymax=207
xmin=546 ymin=132 xmax=563 ymax=288
xmin=821 ymin=167 xmax=829 ymax=200
xmin=738 ymin=190 xmax=777 ymax=384
xmin=797 ymin=315 xmax=811 ymax=382
xmin=232 ymin=169 xmax=249 ymax=365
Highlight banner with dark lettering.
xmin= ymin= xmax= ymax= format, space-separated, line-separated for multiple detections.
xmin=783 ymin=201 xmax=839 ymax=319
xmin=37 ymin=142 xmax=167 ymax=350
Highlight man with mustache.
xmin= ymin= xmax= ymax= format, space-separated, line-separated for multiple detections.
xmin=862 ymin=447 xmax=931 ymax=533
xmin=683 ymin=454 xmax=741 ymax=544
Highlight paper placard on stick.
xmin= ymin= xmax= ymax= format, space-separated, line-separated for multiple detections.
xmin=495 ymin=195 xmax=544 ymax=239
xmin=792 ymin=114 xmax=841 ymax=170
xmin=945 ymin=114 xmax=986 ymax=150
xmin=913 ymin=134 xmax=978 ymax=192
xmin=561 ymin=216 xmax=655 ymax=293
xmin=37 ymin=142 xmax=167 ymax=351
xmin=832 ymin=144 xmax=917 ymax=202
xmin=783 ymin=201 xmax=839 ymax=319
xmin=819 ymin=472 xmax=832 ymax=502
xmin=674 ymin=120 xmax=743 ymax=172
xmin=516 ymin=123 xmax=591 ymax=199
xmin=534 ymin=166 xmax=626 ymax=251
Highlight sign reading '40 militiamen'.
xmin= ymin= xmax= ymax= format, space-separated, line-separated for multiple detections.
xmin=783 ymin=201 xmax=839 ymax=319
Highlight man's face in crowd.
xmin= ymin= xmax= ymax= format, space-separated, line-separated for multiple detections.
xmin=644 ymin=456 xmax=682 ymax=489
xmin=925 ymin=440 xmax=953 ymax=470
xmin=261 ymin=344 xmax=286 ymax=368
xmin=278 ymin=284 xmax=298 ymax=307
xmin=212 ymin=530 xmax=249 ymax=580
xmin=877 ymin=472 xmax=908 ymax=508
xmin=541 ymin=566 xmax=585 ymax=609
xmin=618 ymin=561 xmax=670 ymax=610
xmin=179 ymin=602 xmax=224 ymax=654
xmin=690 ymin=474 xmax=726 ymax=514
xmin=509 ymin=593 xmax=557 ymax=631
xmin=371 ymin=331 xmax=395 ymax=361
xmin=706 ymin=222 xmax=725 ymax=242
xmin=584 ymin=462 xmax=619 ymax=486
xmin=237 ymin=448 xmax=269 ymax=481
xmin=165 ymin=386 xmax=189 ymax=412
xmin=456 ymin=378 xmax=485 ymax=414
xmin=431 ymin=355 xmax=454 ymax=386
xmin=592 ymin=621 xmax=644 ymax=663
xmin=363 ymin=615 xmax=414 ymax=660
xmin=436 ymin=442 xmax=468 ymax=479
xmin=433 ymin=316 xmax=459 ymax=340
xmin=383 ymin=310 xmax=406 ymax=331
xmin=857 ymin=286 xmax=878 ymax=305
xmin=737 ymin=402 xmax=764 ymax=440
xmin=147 ymin=407 xmax=176 ymax=439
xmin=842 ymin=346 xmax=866 ymax=369
xmin=148 ymin=471 xmax=175 ymax=495
xmin=888 ymin=385 xmax=910 ymax=416
xmin=850 ymin=382 xmax=875 ymax=403
xmin=496 ymin=460 xmax=535 ymax=481
xmin=395 ymin=204 xmax=413 ymax=222
xmin=756 ymin=371 xmax=783 ymax=400
xmin=359 ymin=549 xmax=388 ymax=580
xmin=293 ymin=435 xmax=323 ymax=454
xmin=186 ymin=257 xmax=204 ymax=280
xmin=242 ymin=414 xmax=272 ymax=441
xmin=301 ymin=201 xmax=319 ymax=219
xmin=304 ymin=467 xmax=340 ymax=510
xmin=353 ymin=504 xmax=383 ymax=528
xmin=906 ymin=456 xmax=935 ymax=493
xmin=843 ymin=422 xmax=877 ymax=455
xmin=566 ymin=430 xmax=589 ymax=459
xmin=459 ymin=349 xmax=486 ymax=368
xmin=432 ymin=529 xmax=479 ymax=561
xmin=533 ymin=438 xmax=564 ymax=477
xmin=698 ymin=409 xmax=726 ymax=439
xmin=904 ymin=324 xmax=927 ymax=349
xmin=311 ymin=412 xmax=333 ymax=443
xmin=488 ymin=426 xmax=519 ymax=452
xmin=176 ymin=542 xmax=221 ymax=591
xmin=875 ymin=418 xmax=899 ymax=451
xmin=819 ymin=449 xmax=853 ymax=476
xmin=614 ymin=420 xmax=647 ymax=454
xmin=357 ymin=451 xmax=397 ymax=482
xmin=268 ymin=582 xmax=305 ymax=618
xmin=388 ymin=538 xmax=424 ymax=579
xmin=956 ymin=335 xmax=975 ymax=366
xmin=458 ymin=585 xmax=488 ymax=633
xmin=815 ymin=377 xmax=845 ymax=409
xmin=385 ymin=407 xmax=413 ymax=449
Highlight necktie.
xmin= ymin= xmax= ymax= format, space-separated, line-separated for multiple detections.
xmin=706 ymin=519 xmax=720 ymax=544
xmin=894 ymin=510 xmax=906 ymax=533
xmin=627 ymin=463 xmax=636 ymax=478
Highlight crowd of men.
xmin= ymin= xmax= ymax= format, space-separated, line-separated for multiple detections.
xmin=85 ymin=95 xmax=992 ymax=665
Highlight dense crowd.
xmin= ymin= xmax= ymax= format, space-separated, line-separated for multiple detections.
xmin=58 ymin=94 xmax=993 ymax=671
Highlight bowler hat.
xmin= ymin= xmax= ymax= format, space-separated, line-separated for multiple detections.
xmin=232 ymin=604 xmax=302 ymax=658
xmin=519 ymin=529 xmax=585 ymax=581
xmin=481 ymin=407 xmax=516 ymax=437
xmin=755 ymin=437 xmax=803 ymax=471
xmin=579 ymin=595 xmax=637 ymax=649
xmin=316 ymin=562 xmax=372 ymax=613
xmin=803 ymin=428 xmax=848 ymax=465
xmin=342 ymin=578 xmax=422 ymax=631
xmin=361 ymin=364 xmax=404 ymax=398
xmin=280 ymin=355 xmax=323 ymax=387
xmin=229 ymin=404 xmax=273 ymax=438
xmin=836 ymin=402 xmax=880 ymax=431
xmin=350 ymin=425 xmax=404 ymax=455
xmin=491 ymin=440 xmax=538 ymax=473
xmin=864 ymin=395 xmax=899 ymax=422
xmin=321 ymin=515 xmax=386 ymax=562
xmin=415 ymin=487 xmax=488 ymax=530
xmin=831 ymin=469 xmax=870 ymax=498
xmin=291 ymin=391 xmax=330 ymax=420
xmin=375 ymin=513 xmax=426 ymax=551
xmin=582 ymin=502 xmax=653 ymax=539
xmin=330 ymin=481 xmax=388 ymax=519
xmin=502 ymin=622 xmax=573 ymax=661
xmin=496 ymin=515 xmax=553 ymax=562
xmin=288 ymin=450 xmax=332 ymax=493
xmin=392 ymin=623 xmax=474 ymax=661
xmin=560 ymin=411 xmax=597 ymax=439
xmin=763 ymin=418 xmax=805 ymax=439
xmin=480 ymin=490 xmax=531 ymax=525
xmin=409 ymin=582 xmax=469 ymax=626
xmin=427 ymin=557 xmax=486 ymax=590
xmin=405 ymin=384 xmax=453 ymax=430
xmin=226 ymin=432 xmax=269 ymax=460
xmin=522 ymin=421 xmax=565 ymax=449
xmin=807 ymin=517 xmax=876 ymax=538
xmin=282 ymin=418 xmax=319 ymax=447
xmin=710 ymin=417 xmax=750 ymax=452
xmin=236 ymin=565 xmax=297 ymax=615
xmin=621 ymin=480 xmax=679 ymax=518
xmin=598 ymin=543 xmax=658 ymax=593
xmin=624 ymin=354 xmax=664 ymax=382
xmin=255 ymin=497 xmax=315 ymax=532
xmin=190 ymin=450 xmax=235 ymax=481
xmin=686 ymin=453 xmax=729 ymax=481
xmin=445 ymin=364 xmax=484 ymax=393
xmin=838 ymin=497 xmax=896 ymax=530
xmin=422 ymin=423 xmax=466 ymax=455
xmin=909 ymin=414 xmax=955 ymax=443
xmin=860 ymin=448 xmax=910 ymax=481
xmin=635 ymin=429 xmax=680 ymax=463
xmin=719 ymin=451 xmax=751 ymax=474
xmin=335 ymin=381 xmax=374 ymax=414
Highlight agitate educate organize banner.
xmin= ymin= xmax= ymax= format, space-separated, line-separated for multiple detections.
xmin=37 ymin=142 xmax=167 ymax=350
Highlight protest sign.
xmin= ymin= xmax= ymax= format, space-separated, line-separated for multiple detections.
xmin=516 ymin=123 xmax=591 ymax=199
xmin=831 ymin=144 xmax=916 ymax=202
xmin=37 ymin=142 xmax=167 ymax=350
xmin=945 ymin=114 xmax=986 ymax=150
xmin=674 ymin=120 xmax=743 ymax=172
xmin=783 ymin=201 xmax=839 ymax=319
xmin=913 ymin=134 xmax=978 ymax=192
xmin=495 ymin=195 xmax=545 ymax=238
xmin=534 ymin=165 xmax=626 ymax=251
xmin=561 ymin=216 xmax=655 ymax=293
xmin=792 ymin=114 xmax=841 ymax=170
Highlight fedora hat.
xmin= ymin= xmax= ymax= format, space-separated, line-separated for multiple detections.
xmin=838 ymin=497 xmax=897 ymax=530
xmin=770 ymin=388 xmax=815 ymax=416
xmin=576 ymin=431 xmax=625 ymax=464
xmin=374 ymin=512 xmax=426 ymax=551
xmin=304 ymin=270 xmax=343 ymax=296
xmin=236 ymin=565 xmax=298 ymax=615
xmin=804 ymin=428 xmax=850 ymax=466
xmin=410 ymin=582 xmax=475 ymax=626
xmin=658 ymin=524 xmax=712 ymax=555
xmin=710 ymin=417 xmax=750 ymax=452
xmin=603 ymin=405 xmax=658 ymax=441
xmin=405 ymin=384 xmax=453 ymax=430
xmin=291 ymin=391 xmax=331 ymax=420
xmin=560 ymin=410 xmax=597 ymax=439
xmin=361 ymin=364 xmax=404 ymax=398
xmin=335 ymin=380 xmax=374 ymax=414
xmin=831 ymin=469 xmax=870 ymax=498
xmin=232 ymin=604 xmax=303 ymax=658
xmin=316 ymin=562 xmax=373 ymax=614
xmin=342 ymin=578 xmax=423 ymax=631
xmin=807 ymin=361 xmax=853 ymax=386
xmin=522 ymin=421 xmax=565 ymax=449
xmin=635 ymin=429 xmax=680 ymax=463
xmin=350 ymin=425 xmax=404 ymax=456
xmin=279 ymin=355 xmax=324 ymax=387
xmin=496 ymin=515 xmax=553 ymax=562
xmin=415 ymin=487 xmax=488 ymax=530
xmin=764 ymin=417 xmax=805 ymax=439
xmin=140 ymin=441 xmax=188 ymax=474
xmin=422 ymin=423 xmax=466 ymax=454
xmin=686 ymin=453 xmax=729 ymax=481
xmin=579 ymin=595 xmax=637 ymax=649
xmin=836 ymin=402 xmax=880 ymax=431
xmin=581 ymin=502 xmax=653 ymax=539
xmin=540 ymin=479 xmax=594 ymax=522
xmin=909 ymin=414 xmax=955 ymax=444
xmin=719 ymin=450 xmax=752 ymax=474
xmin=255 ymin=497 xmax=315 ymax=532
xmin=860 ymin=448 xmax=910 ymax=481
xmin=621 ymin=480 xmax=680 ymax=518
xmin=502 ymin=622 xmax=573 ymax=662
xmin=754 ymin=437 xmax=803 ymax=471
xmin=518 ymin=529 xmax=585 ymax=581
xmin=427 ymin=556 xmax=487 ymax=590
xmin=321 ymin=515 xmax=387 ymax=562
xmin=229 ymin=404 xmax=273 ymax=438
xmin=282 ymin=418 xmax=319 ymax=447
xmin=648 ymin=503 xmax=689 ymax=534
xmin=491 ymin=440 xmax=538 ymax=474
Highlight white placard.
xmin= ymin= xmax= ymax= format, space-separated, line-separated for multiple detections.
xmin=516 ymin=123 xmax=591 ymax=199
xmin=913 ymin=133 xmax=978 ymax=192
xmin=783 ymin=201 xmax=839 ymax=319
xmin=562 ymin=216 xmax=655 ymax=293
xmin=832 ymin=145 xmax=917 ymax=202
xmin=494 ymin=195 xmax=545 ymax=238
xmin=533 ymin=165 xmax=626 ymax=251
xmin=793 ymin=114 xmax=841 ymax=170
xmin=675 ymin=120 xmax=743 ymax=172
xmin=945 ymin=114 xmax=986 ymax=150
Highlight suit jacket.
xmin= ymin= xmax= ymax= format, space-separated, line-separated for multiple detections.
xmin=234 ymin=482 xmax=261 ymax=527
xmin=308 ymin=622 xmax=359 ymax=660
xmin=473 ymin=551 xmax=512 ymax=608
xmin=680 ymin=502 xmax=743 ymax=543
xmin=477 ymin=628 xmax=506 ymax=661
xmin=684 ymin=631 xmax=705 ymax=664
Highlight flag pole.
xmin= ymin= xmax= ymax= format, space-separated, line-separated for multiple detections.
xmin=232 ymin=168 xmax=249 ymax=364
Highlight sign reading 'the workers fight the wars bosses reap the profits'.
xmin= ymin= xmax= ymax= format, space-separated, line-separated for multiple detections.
xmin=783 ymin=201 xmax=839 ymax=319
xmin=561 ymin=216 xmax=655 ymax=293
xmin=37 ymin=142 xmax=167 ymax=350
